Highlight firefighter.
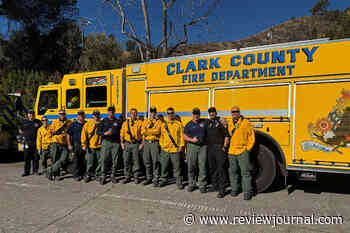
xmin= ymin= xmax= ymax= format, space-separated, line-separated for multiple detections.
xmin=46 ymin=109 xmax=72 ymax=181
xmin=206 ymin=107 xmax=230 ymax=198
xmin=81 ymin=110 xmax=102 ymax=183
xmin=98 ymin=106 xmax=123 ymax=185
xmin=183 ymin=107 xmax=208 ymax=193
xmin=141 ymin=106 xmax=161 ymax=186
xmin=66 ymin=110 xmax=87 ymax=181
xmin=120 ymin=108 xmax=143 ymax=184
xmin=227 ymin=106 xmax=255 ymax=200
xmin=36 ymin=116 xmax=51 ymax=175
xmin=19 ymin=109 xmax=42 ymax=176
xmin=159 ymin=107 xmax=185 ymax=190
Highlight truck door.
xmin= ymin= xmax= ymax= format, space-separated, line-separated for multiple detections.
xmin=293 ymin=79 xmax=350 ymax=167
xmin=126 ymin=78 xmax=146 ymax=118
xmin=35 ymin=86 xmax=61 ymax=122
xmin=62 ymin=76 xmax=83 ymax=120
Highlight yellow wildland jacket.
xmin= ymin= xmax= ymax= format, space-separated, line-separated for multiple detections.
xmin=159 ymin=120 xmax=184 ymax=153
xmin=36 ymin=125 xmax=51 ymax=151
xmin=141 ymin=118 xmax=161 ymax=141
xmin=50 ymin=118 xmax=72 ymax=145
xmin=81 ymin=119 xmax=102 ymax=149
xmin=227 ymin=117 xmax=255 ymax=155
xmin=120 ymin=118 xmax=143 ymax=143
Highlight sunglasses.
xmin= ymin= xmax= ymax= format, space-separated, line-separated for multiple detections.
xmin=59 ymin=112 xmax=66 ymax=115
xmin=231 ymin=111 xmax=240 ymax=114
xmin=167 ymin=112 xmax=175 ymax=115
xmin=42 ymin=119 xmax=48 ymax=122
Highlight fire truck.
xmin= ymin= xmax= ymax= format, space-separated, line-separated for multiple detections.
xmin=34 ymin=37 xmax=350 ymax=192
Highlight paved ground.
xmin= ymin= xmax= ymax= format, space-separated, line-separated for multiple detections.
xmin=1 ymin=159 xmax=350 ymax=233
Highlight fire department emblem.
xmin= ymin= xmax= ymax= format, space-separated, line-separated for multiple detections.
xmin=302 ymin=89 xmax=350 ymax=154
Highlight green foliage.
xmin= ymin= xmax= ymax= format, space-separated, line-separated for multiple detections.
xmin=0 ymin=70 xmax=60 ymax=108
xmin=310 ymin=0 xmax=329 ymax=16
xmin=3 ymin=21 xmax=82 ymax=73
xmin=73 ymin=34 xmax=140 ymax=72
xmin=0 ymin=0 xmax=78 ymax=32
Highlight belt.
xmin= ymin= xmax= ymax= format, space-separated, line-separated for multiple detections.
xmin=125 ymin=140 xmax=141 ymax=144
xmin=145 ymin=140 xmax=159 ymax=143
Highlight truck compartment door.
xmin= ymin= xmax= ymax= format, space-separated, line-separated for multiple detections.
xmin=293 ymin=79 xmax=350 ymax=167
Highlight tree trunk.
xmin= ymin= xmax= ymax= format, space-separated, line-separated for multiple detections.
xmin=141 ymin=0 xmax=152 ymax=60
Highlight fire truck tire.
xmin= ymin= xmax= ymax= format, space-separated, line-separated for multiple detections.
xmin=253 ymin=144 xmax=277 ymax=193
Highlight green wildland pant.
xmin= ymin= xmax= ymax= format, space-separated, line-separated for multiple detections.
xmin=160 ymin=150 xmax=182 ymax=182
xmin=50 ymin=143 xmax=68 ymax=175
xmin=186 ymin=143 xmax=208 ymax=188
xmin=123 ymin=142 xmax=140 ymax=178
xmin=228 ymin=149 xmax=252 ymax=193
xmin=86 ymin=148 xmax=101 ymax=177
xmin=40 ymin=149 xmax=50 ymax=173
xmin=101 ymin=140 xmax=122 ymax=176
xmin=143 ymin=141 xmax=160 ymax=182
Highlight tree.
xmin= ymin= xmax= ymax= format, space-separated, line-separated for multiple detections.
xmin=310 ymin=0 xmax=329 ymax=16
xmin=3 ymin=21 xmax=82 ymax=73
xmin=0 ymin=0 xmax=78 ymax=32
xmin=103 ymin=0 xmax=222 ymax=61
xmin=73 ymin=33 xmax=125 ymax=72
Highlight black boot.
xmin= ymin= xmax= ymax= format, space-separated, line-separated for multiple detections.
xmin=111 ymin=175 xmax=118 ymax=184
xmin=143 ymin=179 xmax=152 ymax=185
xmin=244 ymin=192 xmax=253 ymax=201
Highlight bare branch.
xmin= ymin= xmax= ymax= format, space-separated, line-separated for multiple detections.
xmin=103 ymin=0 xmax=146 ymax=60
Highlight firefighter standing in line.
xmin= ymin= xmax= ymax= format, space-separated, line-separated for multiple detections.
xmin=227 ymin=106 xmax=255 ymax=200
xmin=206 ymin=107 xmax=230 ymax=198
xmin=66 ymin=110 xmax=87 ymax=181
xmin=120 ymin=108 xmax=143 ymax=184
xmin=81 ymin=110 xmax=102 ymax=183
xmin=159 ymin=107 xmax=185 ymax=190
xmin=141 ymin=106 xmax=161 ymax=187
xmin=183 ymin=107 xmax=208 ymax=193
xmin=19 ymin=109 xmax=42 ymax=176
xmin=36 ymin=116 xmax=52 ymax=175
xmin=47 ymin=109 xmax=72 ymax=181
xmin=98 ymin=106 xmax=123 ymax=185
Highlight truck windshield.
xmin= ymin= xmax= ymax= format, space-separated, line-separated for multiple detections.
xmin=38 ymin=90 xmax=58 ymax=115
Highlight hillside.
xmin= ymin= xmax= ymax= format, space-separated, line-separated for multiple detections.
xmin=172 ymin=15 xmax=344 ymax=56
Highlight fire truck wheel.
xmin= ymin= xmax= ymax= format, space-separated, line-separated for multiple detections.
xmin=253 ymin=144 xmax=277 ymax=193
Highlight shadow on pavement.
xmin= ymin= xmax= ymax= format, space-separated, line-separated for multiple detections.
xmin=0 ymin=150 xmax=23 ymax=163
xmin=287 ymin=172 xmax=350 ymax=195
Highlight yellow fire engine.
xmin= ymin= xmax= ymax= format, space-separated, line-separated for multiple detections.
xmin=35 ymin=38 xmax=350 ymax=192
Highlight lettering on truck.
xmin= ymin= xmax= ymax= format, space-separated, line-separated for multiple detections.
xmin=166 ymin=46 xmax=319 ymax=83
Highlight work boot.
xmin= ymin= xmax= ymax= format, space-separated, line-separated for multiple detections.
xmin=21 ymin=173 xmax=30 ymax=177
xmin=207 ymin=186 xmax=218 ymax=192
xmin=230 ymin=191 xmax=239 ymax=197
xmin=111 ymin=176 xmax=118 ymax=184
xmin=199 ymin=187 xmax=207 ymax=194
xmin=84 ymin=175 xmax=91 ymax=183
xmin=73 ymin=176 xmax=82 ymax=182
xmin=176 ymin=180 xmax=184 ymax=190
xmin=143 ymin=179 xmax=152 ymax=185
xmin=217 ymin=190 xmax=225 ymax=198
xmin=244 ymin=192 xmax=253 ymax=201
xmin=99 ymin=176 xmax=106 ymax=185
xmin=159 ymin=180 xmax=167 ymax=187
xmin=135 ymin=177 xmax=141 ymax=184
xmin=152 ymin=181 xmax=159 ymax=187
xmin=122 ymin=177 xmax=131 ymax=184
xmin=187 ymin=185 xmax=195 ymax=192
